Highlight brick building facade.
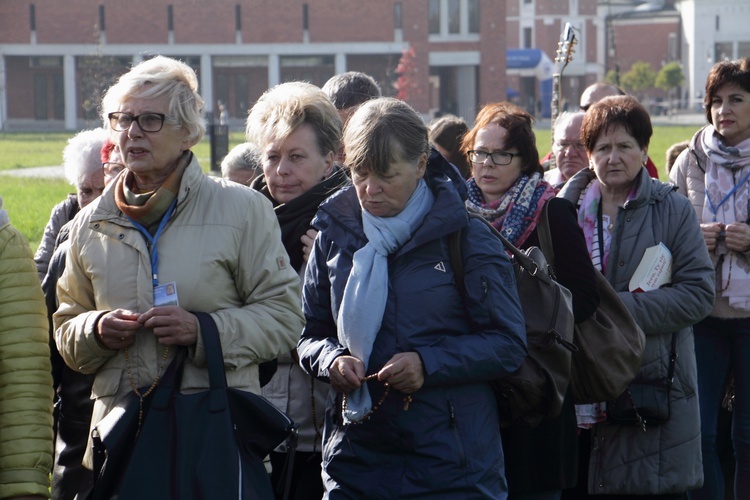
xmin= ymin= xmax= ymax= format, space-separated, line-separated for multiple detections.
xmin=0 ymin=0 xmax=507 ymax=130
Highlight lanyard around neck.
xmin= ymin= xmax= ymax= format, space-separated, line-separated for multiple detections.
xmin=706 ymin=169 xmax=750 ymax=222
xmin=127 ymin=198 xmax=177 ymax=287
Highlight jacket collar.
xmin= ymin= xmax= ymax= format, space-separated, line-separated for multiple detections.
xmin=90 ymin=152 xmax=203 ymax=225
xmin=560 ymin=166 xmax=675 ymax=210
xmin=315 ymin=149 xmax=469 ymax=254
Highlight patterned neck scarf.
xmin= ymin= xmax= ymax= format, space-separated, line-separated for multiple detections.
xmin=465 ymin=172 xmax=557 ymax=247
xmin=575 ymin=176 xmax=638 ymax=275
xmin=700 ymin=126 xmax=750 ymax=310
xmin=114 ymin=151 xmax=191 ymax=232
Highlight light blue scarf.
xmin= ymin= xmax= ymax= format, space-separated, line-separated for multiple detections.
xmin=337 ymin=179 xmax=434 ymax=424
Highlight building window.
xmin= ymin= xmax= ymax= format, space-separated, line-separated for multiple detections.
xmin=303 ymin=4 xmax=309 ymax=31
xmin=468 ymin=0 xmax=479 ymax=34
xmin=668 ymin=33 xmax=677 ymax=61
xmin=167 ymin=5 xmax=174 ymax=31
xmin=523 ymin=27 xmax=532 ymax=49
xmin=394 ymin=2 xmax=402 ymax=30
xmin=34 ymin=74 xmax=47 ymax=120
xmin=99 ymin=5 xmax=105 ymax=31
xmin=715 ymin=43 xmax=732 ymax=62
xmin=429 ymin=0 xmax=440 ymax=35
xmin=448 ymin=0 xmax=460 ymax=34
xmin=429 ymin=0 xmax=480 ymax=38
xmin=29 ymin=4 xmax=36 ymax=31
xmin=235 ymin=4 xmax=241 ymax=31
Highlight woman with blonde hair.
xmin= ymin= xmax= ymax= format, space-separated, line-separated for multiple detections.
xmin=54 ymin=56 xmax=303 ymax=497
xmin=246 ymin=81 xmax=349 ymax=499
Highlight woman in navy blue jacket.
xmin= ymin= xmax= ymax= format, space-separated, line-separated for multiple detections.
xmin=298 ymin=97 xmax=527 ymax=498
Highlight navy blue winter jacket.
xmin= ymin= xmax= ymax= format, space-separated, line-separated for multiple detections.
xmin=298 ymin=151 xmax=527 ymax=498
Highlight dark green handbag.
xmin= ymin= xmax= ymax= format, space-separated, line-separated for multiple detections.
xmin=90 ymin=312 xmax=296 ymax=499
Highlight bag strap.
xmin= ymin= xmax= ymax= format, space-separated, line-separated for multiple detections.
xmin=449 ymin=212 xmax=551 ymax=291
xmin=536 ymin=200 xmax=556 ymax=268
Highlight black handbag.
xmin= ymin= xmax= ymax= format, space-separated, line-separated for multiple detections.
xmin=608 ymin=332 xmax=677 ymax=430
xmin=90 ymin=312 xmax=296 ymax=499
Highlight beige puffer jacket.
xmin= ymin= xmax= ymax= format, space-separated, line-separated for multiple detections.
xmin=54 ymin=156 xmax=304 ymax=468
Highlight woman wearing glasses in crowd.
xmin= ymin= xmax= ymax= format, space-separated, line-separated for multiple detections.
xmin=461 ymin=101 xmax=600 ymax=500
xmin=670 ymin=57 xmax=750 ymax=500
xmin=298 ymin=97 xmax=527 ymax=498
xmin=53 ymin=56 xmax=303 ymax=494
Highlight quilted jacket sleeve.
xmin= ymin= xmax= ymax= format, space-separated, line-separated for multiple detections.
xmin=0 ymin=222 xmax=54 ymax=499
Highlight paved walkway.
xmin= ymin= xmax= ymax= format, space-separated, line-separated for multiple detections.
xmin=0 ymin=165 xmax=65 ymax=178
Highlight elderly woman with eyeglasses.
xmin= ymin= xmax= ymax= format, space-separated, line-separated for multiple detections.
xmin=53 ymin=56 xmax=303 ymax=491
xmin=462 ymin=101 xmax=600 ymax=500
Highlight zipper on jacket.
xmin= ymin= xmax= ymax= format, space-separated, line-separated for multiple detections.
xmin=448 ymin=400 xmax=467 ymax=466
xmin=480 ymin=276 xmax=489 ymax=303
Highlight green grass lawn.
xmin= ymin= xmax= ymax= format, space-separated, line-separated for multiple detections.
xmin=0 ymin=125 xmax=702 ymax=252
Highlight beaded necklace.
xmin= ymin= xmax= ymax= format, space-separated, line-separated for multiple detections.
xmin=341 ymin=373 xmax=413 ymax=425
xmin=124 ymin=344 xmax=171 ymax=436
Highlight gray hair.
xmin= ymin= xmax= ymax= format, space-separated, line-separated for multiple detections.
xmin=245 ymin=81 xmax=341 ymax=158
xmin=553 ymin=111 xmax=586 ymax=139
xmin=63 ymin=128 xmax=109 ymax=187
xmin=344 ymin=97 xmax=429 ymax=177
xmin=221 ymin=142 xmax=262 ymax=178
xmin=100 ymin=56 xmax=206 ymax=144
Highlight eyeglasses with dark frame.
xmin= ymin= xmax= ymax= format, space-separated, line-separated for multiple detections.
xmin=108 ymin=112 xmax=168 ymax=133
xmin=468 ymin=150 xmax=520 ymax=166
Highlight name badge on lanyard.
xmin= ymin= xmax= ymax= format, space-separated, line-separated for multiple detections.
xmin=128 ymin=198 xmax=180 ymax=307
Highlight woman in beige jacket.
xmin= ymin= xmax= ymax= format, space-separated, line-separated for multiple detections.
xmin=53 ymin=56 xmax=304 ymax=479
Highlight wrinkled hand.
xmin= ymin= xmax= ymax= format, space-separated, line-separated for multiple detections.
xmin=701 ymin=222 xmax=724 ymax=253
xmin=97 ymin=309 xmax=142 ymax=350
xmin=139 ymin=306 xmax=198 ymax=346
xmin=725 ymin=222 xmax=750 ymax=253
xmin=329 ymin=355 xmax=365 ymax=393
xmin=377 ymin=352 xmax=424 ymax=394
xmin=301 ymin=229 xmax=318 ymax=263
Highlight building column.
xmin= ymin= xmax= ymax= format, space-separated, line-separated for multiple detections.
xmin=268 ymin=54 xmax=280 ymax=88
xmin=200 ymin=54 xmax=213 ymax=115
xmin=0 ymin=57 xmax=6 ymax=130
xmin=455 ymin=65 xmax=476 ymax=124
xmin=335 ymin=53 xmax=346 ymax=74
xmin=63 ymin=54 xmax=76 ymax=130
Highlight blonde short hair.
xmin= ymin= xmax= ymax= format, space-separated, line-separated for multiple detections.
xmin=100 ymin=56 xmax=206 ymax=144
xmin=245 ymin=81 xmax=341 ymax=157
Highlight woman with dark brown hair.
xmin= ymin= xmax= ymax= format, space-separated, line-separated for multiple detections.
xmin=670 ymin=57 xmax=750 ymax=500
